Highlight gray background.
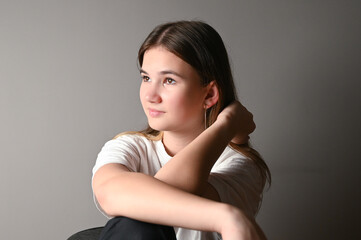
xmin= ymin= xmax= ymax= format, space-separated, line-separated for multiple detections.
xmin=1 ymin=1 xmax=360 ymax=239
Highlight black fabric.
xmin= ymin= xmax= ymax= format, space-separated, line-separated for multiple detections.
xmin=99 ymin=216 xmax=177 ymax=240
xmin=67 ymin=227 xmax=104 ymax=240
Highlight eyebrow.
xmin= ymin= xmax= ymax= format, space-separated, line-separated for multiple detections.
xmin=140 ymin=69 xmax=185 ymax=79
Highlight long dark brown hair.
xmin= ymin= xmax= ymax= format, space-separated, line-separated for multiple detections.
xmin=120 ymin=21 xmax=271 ymax=191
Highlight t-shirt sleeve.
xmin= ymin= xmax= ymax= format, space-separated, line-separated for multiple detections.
xmin=92 ymin=135 xmax=143 ymax=218
xmin=92 ymin=135 xmax=141 ymax=176
xmin=208 ymin=157 xmax=264 ymax=218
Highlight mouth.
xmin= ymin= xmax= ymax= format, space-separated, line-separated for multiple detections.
xmin=148 ymin=108 xmax=165 ymax=117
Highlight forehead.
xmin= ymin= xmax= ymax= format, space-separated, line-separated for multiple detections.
xmin=142 ymin=46 xmax=195 ymax=74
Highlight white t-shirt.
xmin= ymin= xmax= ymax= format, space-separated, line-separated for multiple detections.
xmin=92 ymin=134 xmax=264 ymax=240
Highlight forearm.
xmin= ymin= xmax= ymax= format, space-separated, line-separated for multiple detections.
xmin=94 ymin=165 xmax=264 ymax=239
xmin=95 ymin=170 xmax=230 ymax=233
xmin=155 ymin=121 xmax=232 ymax=195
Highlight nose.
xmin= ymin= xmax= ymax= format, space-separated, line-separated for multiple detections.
xmin=143 ymin=82 xmax=162 ymax=103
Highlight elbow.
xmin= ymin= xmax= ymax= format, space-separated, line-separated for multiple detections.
xmin=94 ymin=181 xmax=119 ymax=217
xmin=191 ymin=184 xmax=206 ymax=196
xmin=179 ymin=182 xmax=207 ymax=197
xmin=156 ymin=175 xmax=208 ymax=197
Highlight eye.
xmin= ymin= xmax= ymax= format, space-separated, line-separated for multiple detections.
xmin=141 ymin=75 xmax=150 ymax=82
xmin=164 ymin=78 xmax=176 ymax=85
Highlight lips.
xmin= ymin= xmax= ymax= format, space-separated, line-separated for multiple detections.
xmin=148 ymin=108 xmax=165 ymax=117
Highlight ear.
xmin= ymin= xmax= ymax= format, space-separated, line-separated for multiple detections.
xmin=204 ymin=81 xmax=219 ymax=109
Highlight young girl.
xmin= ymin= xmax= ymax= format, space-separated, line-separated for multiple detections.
xmin=92 ymin=21 xmax=270 ymax=240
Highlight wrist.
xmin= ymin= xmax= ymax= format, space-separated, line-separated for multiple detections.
xmin=210 ymin=117 xmax=234 ymax=143
xmin=213 ymin=116 xmax=250 ymax=146
xmin=213 ymin=204 xmax=240 ymax=232
xmin=217 ymin=204 xmax=252 ymax=238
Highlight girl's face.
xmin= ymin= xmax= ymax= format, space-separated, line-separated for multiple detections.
xmin=140 ymin=46 xmax=208 ymax=134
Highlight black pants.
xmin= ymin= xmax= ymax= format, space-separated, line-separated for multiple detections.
xmin=99 ymin=217 xmax=177 ymax=240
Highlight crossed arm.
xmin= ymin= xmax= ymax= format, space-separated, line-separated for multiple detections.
xmin=92 ymin=102 xmax=265 ymax=239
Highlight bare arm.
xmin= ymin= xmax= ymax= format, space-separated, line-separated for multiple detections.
xmin=93 ymin=163 xmax=229 ymax=232
xmin=93 ymin=163 xmax=263 ymax=239
xmin=93 ymin=115 xmax=234 ymax=227
xmin=154 ymin=118 xmax=231 ymax=199
xmin=154 ymin=101 xmax=255 ymax=198
xmin=92 ymin=101 xmax=264 ymax=239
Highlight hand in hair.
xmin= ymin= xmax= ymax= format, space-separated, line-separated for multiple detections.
xmin=216 ymin=101 xmax=256 ymax=145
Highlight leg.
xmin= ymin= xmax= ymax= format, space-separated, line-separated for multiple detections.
xmin=98 ymin=216 xmax=177 ymax=240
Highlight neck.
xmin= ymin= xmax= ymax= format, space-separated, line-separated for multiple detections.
xmin=162 ymin=127 xmax=204 ymax=156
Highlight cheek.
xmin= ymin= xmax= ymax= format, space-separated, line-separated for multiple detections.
xmin=139 ymin=85 xmax=146 ymax=107
xmin=168 ymin=91 xmax=202 ymax=117
xmin=171 ymin=87 xmax=190 ymax=103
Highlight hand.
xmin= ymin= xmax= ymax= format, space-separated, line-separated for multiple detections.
xmin=220 ymin=206 xmax=267 ymax=240
xmin=216 ymin=101 xmax=256 ymax=145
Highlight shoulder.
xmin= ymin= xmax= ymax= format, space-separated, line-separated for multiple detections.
xmin=108 ymin=133 xmax=155 ymax=153
xmin=213 ymin=145 xmax=261 ymax=177
xmin=209 ymin=146 xmax=264 ymax=217
xmin=94 ymin=133 xmax=158 ymax=174
xmin=215 ymin=146 xmax=249 ymax=166
xmin=113 ymin=132 xmax=152 ymax=144
xmin=96 ymin=133 xmax=154 ymax=157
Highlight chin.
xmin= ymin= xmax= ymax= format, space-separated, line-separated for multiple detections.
xmin=148 ymin=121 xmax=165 ymax=131
xmin=148 ymin=121 xmax=174 ymax=132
